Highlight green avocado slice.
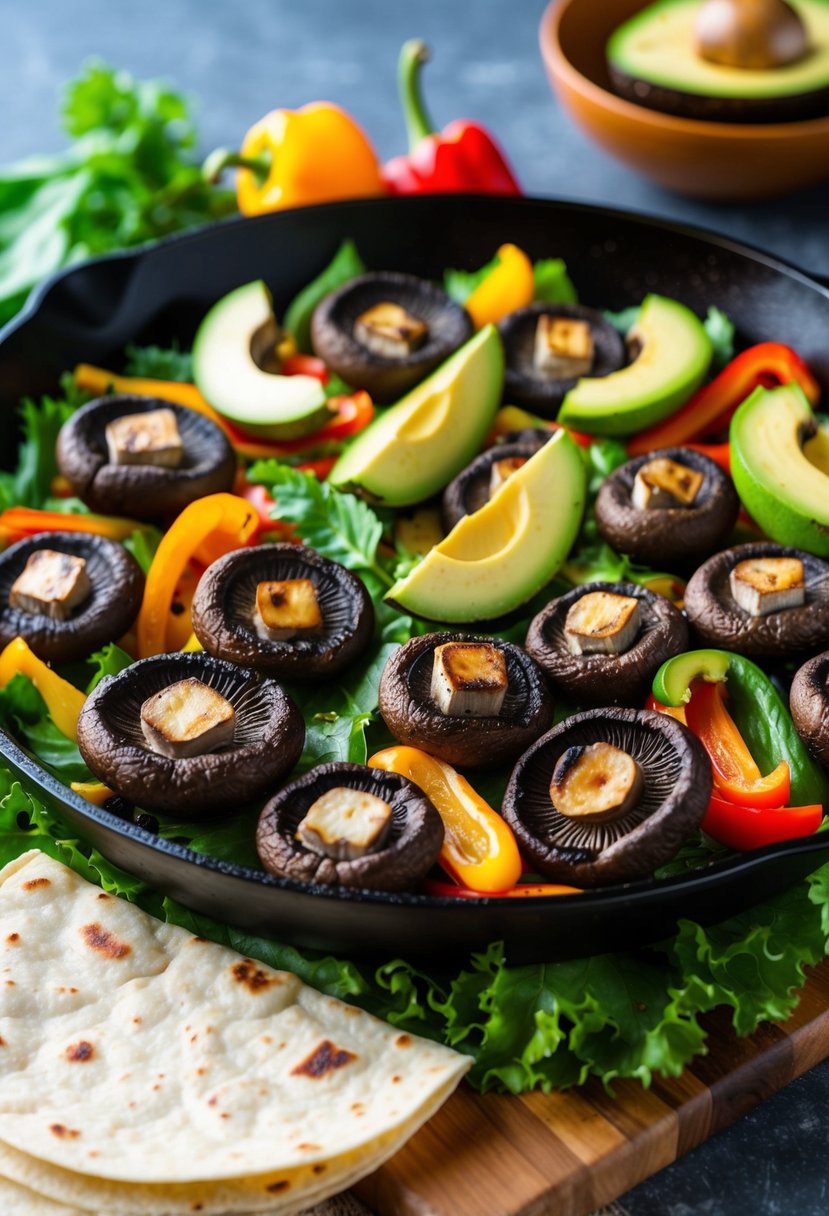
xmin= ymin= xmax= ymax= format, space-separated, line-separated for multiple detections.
xmin=557 ymin=295 xmax=712 ymax=437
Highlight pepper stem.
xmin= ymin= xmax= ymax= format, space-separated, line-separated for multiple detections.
xmin=202 ymin=147 xmax=271 ymax=185
xmin=398 ymin=39 xmax=436 ymax=150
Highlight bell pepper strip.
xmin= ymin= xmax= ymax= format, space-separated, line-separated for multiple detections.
xmin=236 ymin=482 xmax=294 ymax=539
xmin=70 ymin=781 xmax=115 ymax=807
xmin=295 ymin=457 xmax=338 ymax=480
xmin=627 ymin=342 xmax=820 ymax=455
xmin=279 ymin=354 xmax=329 ymax=384
xmin=163 ymin=561 xmax=200 ymax=652
xmin=368 ymin=745 xmax=522 ymax=893
xmin=137 ymin=494 xmax=257 ymax=659
xmin=644 ymin=692 xmax=687 ymax=725
xmin=0 ymin=506 xmax=142 ymax=544
xmin=702 ymin=794 xmax=822 ymax=852
xmin=383 ymin=40 xmax=521 ymax=197
xmin=0 ymin=637 xmax=85 ymax=741
xmin=464 ymin=243 xmax=534 ymax=330
xmin=181 ymin=633 xmax=203 ymax=653
xmin=653 ymin=649 xmax=731 ymax=706
xmin=487 ymin=406 xmax=593 ymax=449
xmin=422 ymin=879 xmax=581 ymax=899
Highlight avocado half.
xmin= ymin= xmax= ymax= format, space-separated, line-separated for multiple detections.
xmin=607 ymin=0 xmax=829 ymax=122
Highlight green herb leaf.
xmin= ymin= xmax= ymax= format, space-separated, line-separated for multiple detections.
xmin=123 ymin=526 xmax=163 ymax=574
xmin=704 ymin=305 xmax=736 ymax=371
xmin=0 ymin=394 xmax=77 ymax=510
xmin=443 ymin=253 xmax=501 ymax=305
xmin=283 ymin=240 xmax=366 ymax=354
xmin=0 ymin=675 xmax=91 ymax=784
xmin=604 ymin=305 xmax=640 ymax=335
xmin=124 ymin=342 xmax=193 ymax=381
xmin=533 ymin=258 xmax=578 ymax=305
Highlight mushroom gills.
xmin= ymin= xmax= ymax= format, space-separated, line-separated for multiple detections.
xmin=533 ymin=316 xmax=594 ymax=380
xmin=104 ymin=408 xmax=184 ymax=469
xmin=354 ymin=302 xmax=428 ymax=360
xmin=9 ymin=550 xmax=91 ymax=621
xmin=430 ymin=641 xmax=509 ymax=717
xmin=254 ymin=578 xmax=324 ymax=641
xmin=729 ymin=556 xmax=805 ymax=616
xmin=632 ymin=457 xmax=703 ymax=510
xmin=564 ymin=591 xmax=642 ymax=656
xmin=296 ymin=786 xmax=393 ymax=861
xmin=550 ymin=742 xmax=644 ymax=824
xmin=140 ymin=678 xmax=236 ymax=759
xmin=489 ymin=456 xmax=527 ymax=496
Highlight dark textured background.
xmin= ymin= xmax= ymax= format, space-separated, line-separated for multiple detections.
xmin=4 ymin=0 xmax=829 ymax=1212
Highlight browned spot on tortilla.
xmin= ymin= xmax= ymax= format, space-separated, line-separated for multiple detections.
xmin=395 ymin=1033 xmax=412 ymax=1048
xmin=351 ymin=1102 xmax=364 ymax=1114
xmin=0 ymin=1036 xmax=6 ymax=1046
xmin=290 ymin=1040 xmax=357 ymax=1079
xmin=220 ymin=1112 xmax=231 ymax=1119
xmin=152 ymin=1084 xmax=161 ymax=1091
xmin=266 ymin=1181 xmax=290 ymax=1194
xmin=96 ymin=893 xmax=110 ymax=900
xmin=81 ymin=923 xmax=131 ymax=959
xmin=392 ymin=1075 xmax=401 ymax=1083
xmin=22 ymin=877 xmax=50 ymax=890
xmin=261 ymin=1034 xmax=272 ymax=1044
xmin=196 ymin=1067 xmax=207 ymax=1076
xmin=88 ymin=1150 xmax=100 ymax=1158
xmin=190 ymin=937 xmax=207 ymax=944
xmin=5 ymin=980 xmax=14 ymax=986
xmin=6 ymin=932 xmax=19 ymax=943
xmin=207 ymin=1095 xmax=218 ymax=1107
xmin=133 ymin=1016 xmax=142 ymax=1025
xmin=230 ymin=959 xmax=279 ymax=993
xmin=49 ymin=1124 xmax=80 ymax=1139
xmin=313 ymin=1163 xmax=327 ymax=1175
xmin=65 ymin=1041 xmax=94 ymax=1063
xmin=56 ymin=987 xmax=78 ymax=994
xmin=298 ymin=1143 xmax=321 ymax=1152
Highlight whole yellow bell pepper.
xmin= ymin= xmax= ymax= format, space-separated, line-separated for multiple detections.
xmin=465 ymin=243 xmax=534 ymax=329
xmin=0 ymin=637 xmax=86 ymax=741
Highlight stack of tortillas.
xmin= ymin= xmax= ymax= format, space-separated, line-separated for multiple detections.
xmin=0 ymin=850 xmax=470 ymax=1214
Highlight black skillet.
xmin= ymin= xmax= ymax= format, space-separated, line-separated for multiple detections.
xmin=1 ymin=194 xmax=829 ymax=964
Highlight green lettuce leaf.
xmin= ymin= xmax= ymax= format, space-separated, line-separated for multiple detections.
xmin=533 ymin=258 xmax=578 ymax=305
xmin=124 ymin=342 xmax=193 ymax=381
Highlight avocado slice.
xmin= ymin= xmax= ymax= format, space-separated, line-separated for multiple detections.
xmin=192 ymin=281 xmax=329 ymax=440
xmin=558 ymin=295 xmax=712 ymax=438
xmin=730 ymin=382 xmax=829 ymax=556
xmin=607 ymin=0 xmax=829 ymax=122
xmin=329 ymin=325 xmax=504 ymax=508
xmin=386 ymin=429 xmax=586 ymax=622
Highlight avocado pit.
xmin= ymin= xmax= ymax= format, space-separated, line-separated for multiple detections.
xmin=695 ymin=0 xmax=810 ymax=70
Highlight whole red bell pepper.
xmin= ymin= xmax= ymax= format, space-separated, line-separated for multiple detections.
xmin=383 ymin=40 xmax=521 ymax=196
xmin=702 ymin=794 xmax=822 ymax=851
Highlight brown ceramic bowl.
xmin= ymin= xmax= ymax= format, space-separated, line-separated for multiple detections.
xmin=540 ymin=0 xmax=829 ymax=200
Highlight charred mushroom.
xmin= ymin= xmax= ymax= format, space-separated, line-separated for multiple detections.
xmin=378 ymin=632 xmax=553 ymax=769
xmin=684 ymin=542 xmax=829 ymax=659
xmin=791 ymin=651 xmax=829 ymax=767
xmin=0 ymin=532 xmax=144 ymax=663
xmin=525 ymin=581 xmax=688 ymax=707
xmin=441 ymin=429 xmax=551 ymax=531
xmin=502 ymin=708 xmax=711 ymax=887
xmin=191 ymin=543 xmax=374 ymax=680
xmin=497 ymin=304 xmax=626 ymax=417
xmin=595 ymin=447 xmax=739 ymax=567
xmin=310 ymin=272 xmax=473 ymax=403
xmin=77 ymin=652 xmax=304 ymax=815
xmin=56 ymin=395 xmax=236 ymax=520
xmin=256 ymin=761 xmax=444 ymax=892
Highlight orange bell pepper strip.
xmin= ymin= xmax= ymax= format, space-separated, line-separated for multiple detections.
xmin=0 ymin=637 xmax=86 ymax=740
xmin=0 ymin=506 xmax=142 ymax=545
xmin=464 ymin=244 xmax=534 ymax=329
xmin=702 ymin=794 xmax=822 ymax=851
xmin=368 ymin=745 xmax=522 ymax=893
xmin=684 ymin=679 xmax=790 ymax=809
xmin=644 ymin=692 xmax=688 ymax=725
xmin=70 ymin=781 xmax=116 ymax=806
xmin=422 ymin=879 xmax=581 ymax=898
xmin=137 ymin=493 xmax=257 ymax=658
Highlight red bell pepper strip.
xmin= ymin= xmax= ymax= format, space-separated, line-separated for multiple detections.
xmin=383 ymin=41 xmax=521 ymax=196
xmin=684 ymin=679 xmax=790 ymax=809
xmin=702 ymin=794 xmax=822 ymax=851
xmin=280 ymin=354 xmax=329 ymax=384
xmin=627 ymin=343 xmax=820 ymax=455
xmin=295 ymin=456 xmax=338 ymax=479
xmin=422 ymin=879 xmax=581 ymax=899
xmin=683 ymin=441 xmax=731 ymax=475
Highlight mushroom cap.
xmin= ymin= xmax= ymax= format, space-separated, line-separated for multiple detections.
xmin=0 ymin=532 xmax=144 ymax=663
xmin=525 ymin=581 xmax=688 ymax=707
xmin=56 ymin=394 xmax=236 ymax=520
xmin=255 ymin=761 xmax=444 ymax=892
xmin=191 ymin=543 xmax=374 ymax=680
xmin=790 ymin=651 xmax=829 ymax=767
xmin=595 ymin=447 xmax=740 ymax=567
xmin=77 ymin=652 xmax=305 ymax=815
xmin=440 ymin=430 xmax=551 ymax=532
xmin=684 ymin=542 xmax=829 ymax=659
xmin=378 ymin=631 xmax=554 ymax=769
xmin=502 ymin=708 xmax=712 ymax=887
xmin=497 ymin=303 xmax=627 ymax=417
xmin=310 ymin=272 xmax=473 ymax=404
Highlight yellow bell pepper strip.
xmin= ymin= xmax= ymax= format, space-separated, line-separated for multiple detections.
xmin=0 ymin=637 xmax=85 ymax=741
xmin=164 ymin=562 xmax=201 ymax=652
xmin=464 ymin=243 xmax=534 ymax=330
xmin=70 ymin=781 xmax=115 ymax=806
xmin=181 ymin=633 xmax=203 ymax=652
xmin=368 ymin=745 xmax=522 ymax=893
xmin=137 ymin=493 xmax=257 ymax=659
xmin=422 ymin=878 xmax=581 ymax=899
xmin=0 ymin=506 xmax=142 ymax=545
xmin=204 ymin=104 xmax=386 ymax=216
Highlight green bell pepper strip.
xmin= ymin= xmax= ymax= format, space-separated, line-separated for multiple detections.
xmin=283 ymin=239 xmax=366 ymax=353
xmin=653 ymin=649 xmax=829 ymax=809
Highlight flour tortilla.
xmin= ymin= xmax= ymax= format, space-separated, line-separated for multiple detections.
xmin=0 ymin=1174 xmax=88 ymax=1215
xmin=0 ymin=850 xmax=468 ymax=1208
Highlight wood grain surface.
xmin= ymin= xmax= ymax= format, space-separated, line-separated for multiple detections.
xmin=346 ymin=959 xmax=829 ymax=1216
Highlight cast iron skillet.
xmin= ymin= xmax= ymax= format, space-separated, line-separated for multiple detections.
xmin=1 ymin=194 xmax=829 ymax=964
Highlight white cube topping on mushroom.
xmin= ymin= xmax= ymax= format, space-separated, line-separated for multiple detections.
xmin=488 ymin=456 xmax=527 ymax=497
xmin=9 ymin=550 xmax=91 ymax=621
xmin=297 ymin=787 xmax=393 ymax=861
xmin=430 ymin=641 xmax=509 ymax=717
xmin=550 ymin=742 xmax=644 ymax=823
xmin=254 ymin=578 xmax=324 ymax=642
xmin=533 ymin=315 xmax=594 ymax=379
xmin=564 ymin=591 xmax=641 ymax=656
xmin=354 ymin=301 xmax=428 ymax=359
xmin=105 ymin=408 xmax=184 ymax=469
xmin=140 ymin=678 xmax=235 ymax=759
xmin=730 ymin=556 xmax=806 ymax=617
xmin=632 ymin=457 xmax=704 ymax=510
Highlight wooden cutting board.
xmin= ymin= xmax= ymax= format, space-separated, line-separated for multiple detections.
xmin=353 ymin=959 xmax=829 ymax=1216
